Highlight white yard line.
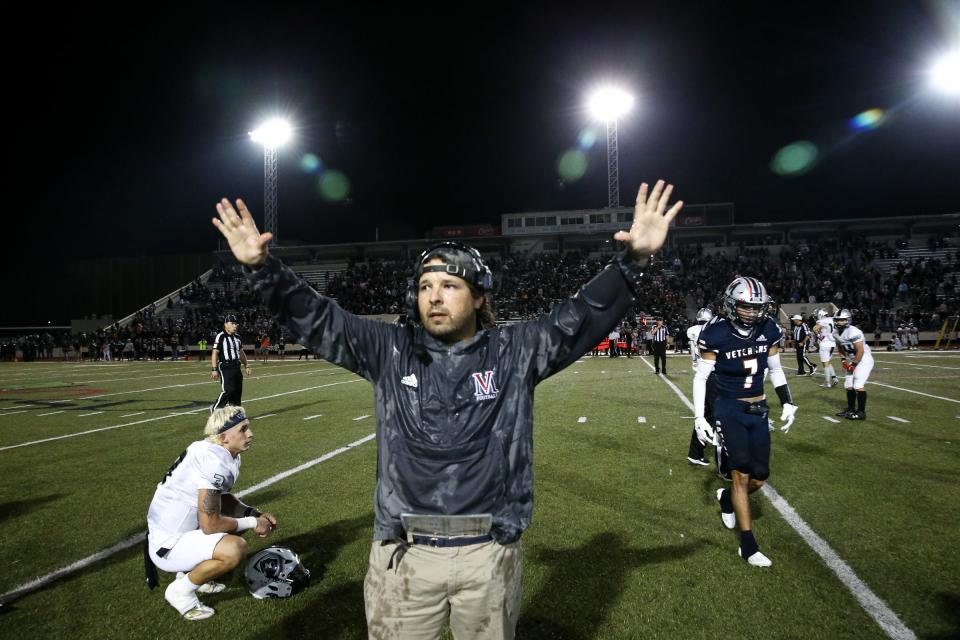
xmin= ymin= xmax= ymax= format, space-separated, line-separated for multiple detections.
xmin=823 ymin=416 xmax=841 ymax=423
xmin=255 ymin=414 xmax=277 ymax=420
xmin=79 ymin=367 xmax=340 ymax=401
xmin=303 ymin=415 xmax=323 ymax=420
xmin=0 ymin=432 xmax=376 ymax=605
xmin=887 ymin=416 xmax=910 ymax=423
xmin=868 ymin=381 xmax=960 ymax=404
xmin=353 ymin=415 xmax=371 ymax=421
xmin=77 ymin=412 xmax=104 ymax=417
xmin=0 ymin=411 xmax=27 ymax=417
xmin=37 ymin=411 xmax=65 ymax=417
xmin=0 ymin=379 xmax=364 ymax=452
xmin=638 ymin=355 xmax=917 ymax=640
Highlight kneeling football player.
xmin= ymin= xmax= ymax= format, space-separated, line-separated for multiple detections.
xmin=145 ymin=406 xmax=277 ymax=620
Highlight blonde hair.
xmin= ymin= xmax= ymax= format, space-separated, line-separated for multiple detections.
xmin=205 ymin=405 xmax=247 ymax=443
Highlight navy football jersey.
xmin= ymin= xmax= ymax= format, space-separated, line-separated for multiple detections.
xmin=698 ymin=317 xmax=784 ymax=398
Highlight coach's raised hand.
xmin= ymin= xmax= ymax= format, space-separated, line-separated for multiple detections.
xmin=613 ymin=180 xmax=683 ymax=262
xmin=212 ymin=198 xmax=272 ymax=268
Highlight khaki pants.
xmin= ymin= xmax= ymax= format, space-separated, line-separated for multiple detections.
xmin=364 ymin=539 xmax=523 ymax=640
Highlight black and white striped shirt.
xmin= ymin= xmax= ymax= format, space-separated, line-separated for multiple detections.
xmin=214 ymin=332 xmax=243 ymax=365
xmin=652 ymin=325 xmax=669 ymax=342
xmin=793 ymin=323 xmax=810 ymax=344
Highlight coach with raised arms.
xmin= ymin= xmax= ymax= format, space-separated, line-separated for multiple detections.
xmin=212 ymin=179 xmax=682 ymax=639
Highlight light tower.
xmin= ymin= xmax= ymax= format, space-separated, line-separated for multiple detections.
xmin=588 ymin=87 xmax=635 ymax=208
xmin=249 ymin=118 xmax=293 ymax=245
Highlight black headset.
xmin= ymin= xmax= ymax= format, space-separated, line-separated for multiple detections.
xmin=404 ymin=241 xmax=493 ymax=323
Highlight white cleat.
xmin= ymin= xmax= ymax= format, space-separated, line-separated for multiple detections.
xmin=738 ymin=548 xmax=772 ymax=567
xmin=716 ymin=488 xmax=736 ymax=530
xmin=176 ymin=572 xmax=226 ymax=594
xmin=165 ymin=579 xmax=216 ymax=621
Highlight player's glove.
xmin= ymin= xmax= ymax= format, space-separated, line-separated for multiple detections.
xmin=694 ymin=417 xmax=717 ymax=446
xmin=780 ymin=403 xmax=799 ymax=433
xmin=842 ymin=360 xmax=857 ymax=372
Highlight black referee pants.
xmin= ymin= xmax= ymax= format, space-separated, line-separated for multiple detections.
xmin=652 ymin=341 xmax=667 ymax=373
xmin=212 ymin=362 xmax=243 ymax=412
xmin=795 ymin=346 xmax=814 ymax=374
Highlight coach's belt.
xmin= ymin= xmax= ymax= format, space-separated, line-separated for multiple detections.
xmin=410 ymin=533 xmax=493 ymax=547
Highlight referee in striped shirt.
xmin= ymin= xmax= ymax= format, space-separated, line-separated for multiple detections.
xmin=651 ymin=317 xmax=669 ymax=375
xmin=211 ymin=314 xmax=251 ymax=412
xmin=791 ymin=314 xmax=816 ymax=376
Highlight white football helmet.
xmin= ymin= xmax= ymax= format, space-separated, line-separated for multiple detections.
xmin=722 ymin=277 xmax=771 ymax=329
xmin=695 ymin=308 xmax=714 ymax=323
xmin=834 ymin=308 xmax=853 ymax=330
xmin=816 ymin=308 xmax=830 ymax=319
xmin=245 ymin=546 xmax=311 ymax=599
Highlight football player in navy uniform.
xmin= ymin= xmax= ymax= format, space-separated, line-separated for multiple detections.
xmin=693 ymin=277 xmax=799 ymax=567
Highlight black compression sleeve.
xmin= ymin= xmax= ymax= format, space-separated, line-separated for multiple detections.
xmin=775 ymin=384 xmax=793 ymax=406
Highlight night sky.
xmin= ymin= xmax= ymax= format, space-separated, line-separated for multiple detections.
xmin=5 ymin=2 xmax=959 ymax=323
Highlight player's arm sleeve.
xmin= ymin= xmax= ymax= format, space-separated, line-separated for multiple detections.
xmin=767 ymin=352 xmax=793 ymax=405
xmin=519 ymin=250 xmax=646 ymax=383
xmin=693 ymin=357 xmax=716 ymax=418
xmin=246 ymin=255 xmax=393 ymax=381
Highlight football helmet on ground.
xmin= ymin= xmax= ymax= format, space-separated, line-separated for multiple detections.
xmin=245 ymin=547 xmax=311 ymax=599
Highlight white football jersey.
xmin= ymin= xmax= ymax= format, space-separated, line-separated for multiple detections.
xmin=816 ymin=318 xmax=836 ymax=344
xmin=838 ymin=325 xmax=872 ymax=359
xmin=687 ymin=324 xmax=704 ymax=365
xmin=147 ymin=440 xmax=241 ymax=550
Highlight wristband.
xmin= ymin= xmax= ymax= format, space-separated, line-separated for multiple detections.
xmin=235 ymin=516 xmax=258 ymax=532
xmin=211 ymin=368 xmax=217 ymax=372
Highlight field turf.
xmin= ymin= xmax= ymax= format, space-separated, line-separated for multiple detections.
xmin=0 ymin=351 xmax=957 ymax=639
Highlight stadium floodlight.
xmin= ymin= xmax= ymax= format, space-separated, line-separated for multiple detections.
xmin=249 ymin=118 xmax=293 ymax=245
xmin=249 ymin=118 xmax=293 ymax=148
xmin=588 ymin=87 xmax=635 ymax=122
xmin=587 ymin=86 xmax=635 ymax=208
xmin=929 ymin=49 xmax=960 ymax=95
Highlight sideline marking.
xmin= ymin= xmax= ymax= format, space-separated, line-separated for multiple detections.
xmin=78 ymin=411 xmax=104 ymax=417
xmin=303 ymin=415 xmax=323 ymax=421
xmin=353 ymin=415 xmax=370 ymax=421
xmin=639 ymin=355 xmax=917 ymax=640
xmin=37 ymin=411 xmax=65 ymax=417
xmin=887 ymin=416 xmax=910 ymax=423
xmin=0 ymin=411 xmax=27 ymax=417
xmin=0 ymin=433 xmax=376 ymax=605
xmin=823 ymin=416 xmax=841 ymax=423
xmin=868 ymin=381 xmax=960 ymax=404
xmin=255 ymin=414 xmax=276 ymax=420
xmin=0 ymin=379 xmax=364 ymax=452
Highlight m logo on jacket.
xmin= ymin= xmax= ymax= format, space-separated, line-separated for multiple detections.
xmin=471 ymin=370 xmax=499 ymax=401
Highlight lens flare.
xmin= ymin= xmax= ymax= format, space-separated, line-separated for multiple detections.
xmin=300 ymin=153 xmax=321 ymax=173
xmin=849 ymin=108 xmax=885 ymax=131
xmin=557 ymin=150 xmax=588 ymax=181
xmin=578 ymin=128 xmax=598 ymax=149
xmin=771 ymin=141 xmax=818 ymax=176
xmin=318 ymin=171 xmax=350 ymax=202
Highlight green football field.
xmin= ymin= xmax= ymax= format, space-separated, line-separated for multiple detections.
xmin=0 ymin=351 xmax=957 ymax=639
